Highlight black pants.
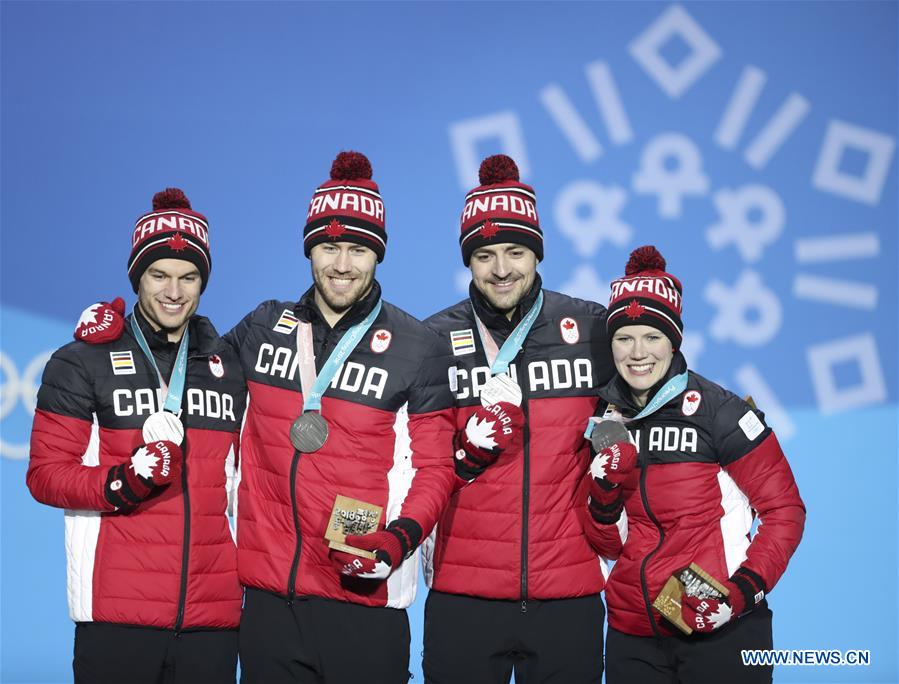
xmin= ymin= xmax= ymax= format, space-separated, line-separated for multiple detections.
xmin=73 ymin=622 xmax=237 ymax=684
xmin=239 ymin=587 xmax=411 ymax=684
xmin=605 ymin=605 xmax=774 ymax=684
xmin=423 ymin=591 xmax=605 ymax=684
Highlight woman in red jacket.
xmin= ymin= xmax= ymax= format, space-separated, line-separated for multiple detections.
xmin=585 ymin=246 xmax=805 ymax=684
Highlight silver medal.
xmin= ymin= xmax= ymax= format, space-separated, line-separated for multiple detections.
xmin=589 ymin=419 xmax=630 ymax=453
xmin=142 ymin=410 xmax=185 ymax=445
xmin=480 ymin=373 xmax=523 ymax=408
xmin=290 ymin=412 xmax=330 ymax=452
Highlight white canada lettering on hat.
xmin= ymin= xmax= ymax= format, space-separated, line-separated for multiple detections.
xmin=308 ymin=191 xmax=384 ymax=222
xmin=132 ymin=213 xmax=209 ymax=247
xmin=462 ymin=194 xmax=538 ymax=223
xmin=610 ymin=277 xmax=681 ymax=309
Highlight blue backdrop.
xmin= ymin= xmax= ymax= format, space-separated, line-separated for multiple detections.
xmin=2 ymin=2 xmax=896 ymax=682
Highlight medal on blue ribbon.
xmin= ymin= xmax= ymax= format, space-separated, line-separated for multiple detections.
xmin=583 ymin=371 xmax=689 ymax=442
xmin=130 ymin=314 xmax=189 ymax=445
xmin=471 ymin=290 xmax=544 ymax=408
xmin=289 ymin=300 xmax=383 ymax=452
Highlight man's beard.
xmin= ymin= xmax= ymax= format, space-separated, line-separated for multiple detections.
xmin=315 ymin=285 xmax=354 ymax=313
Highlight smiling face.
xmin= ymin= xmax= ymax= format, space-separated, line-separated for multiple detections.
xmin=469 ymin=243 xmax=538 ymax=319
xmin=310 ymin=242 xmax=377 ymax=325
xmin=611 ymin=324 xmax=675 ymax=406
xmin=136 ymin=258 xmax=202 ymax=341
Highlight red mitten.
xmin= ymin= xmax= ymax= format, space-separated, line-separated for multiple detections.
xmin=330 ymin=518 xmax=422 ymax=580
xmin=681 ymin=592 xmax=739 ymax=633
xmin=680 ymin=567 xmax=766 ymax=633
xmin=454 ymin=401 xmax=524 ymax=480
xmin=104 ymin=441 xmax=182 ymax=510
xmin=74 ymin=298 xmax=126 ymax=344
xmin=590 ymin=441 xmax=638 ymax=488
xmin=587 ymin=440 xmax=638 ymax=524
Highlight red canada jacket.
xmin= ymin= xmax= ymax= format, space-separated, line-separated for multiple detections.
xmin=27 ymin=312 xmax=246 ymax=629
xmin=423 ymin=278 xmax=616 ymax=601
xmin=224 ymin=282 xmax=456 ymax=608
xmin=587 ymin=352 xmax=806 ymax=636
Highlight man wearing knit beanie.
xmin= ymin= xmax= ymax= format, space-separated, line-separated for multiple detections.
xmin=224 ymin=151 xmax=459 ymax=683
xmin=29 ymin=189 xmax=246 ymax=683
xmin=71 ymin=152 xmax=459 ymax=682
xmin=422 ymin=155 xmax=617 ymax=683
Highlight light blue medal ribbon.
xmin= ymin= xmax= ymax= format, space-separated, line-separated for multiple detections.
xmin=301 ymin=299 xmax=382 ymax=412
xmin=130 ymin=314 xmax=190 ymax=415
xmin=583 ymin=372 xmax=689 ymax=439
xmin=471 ymin=290 xmax=544 ymax=376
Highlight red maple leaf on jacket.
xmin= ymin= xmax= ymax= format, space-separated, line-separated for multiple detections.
xmin=376 ymin=332 xmax=389 ymax=341
xmin=167 ymin=232 xmax=189 ymax=251
xmin=325 ymin=219 xmax=346 ymax=239
xmin=686 ymin=392 xmax=699 ymax=403
xmin=479 ymin=220 xmax=500 ymax=239
xmin=624 ymin=300 xmax=645 ymax=319
xmin=563 ymin=320 xmax=575 ymax=330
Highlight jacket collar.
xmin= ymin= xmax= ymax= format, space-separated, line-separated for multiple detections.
xmin=293 ymin=279 xmax=382 ymax=332
xmin=469 ymin=273 xmax=543 ymax=333
xmin=600 ymin=350 xmax=689 ymax=414
xmin=130 ymin=305 xmax=223 ymax=356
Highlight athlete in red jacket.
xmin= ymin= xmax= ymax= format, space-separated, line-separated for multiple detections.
xmin=585 ymin=246 xmax=805 ymax=684
xmin=422 ymin=155 xmax=616 ymax=683
xmin=229 ymin=154 xmax=455 ymax=684
xmin=28 ymin=189 xmax=246 ymax=684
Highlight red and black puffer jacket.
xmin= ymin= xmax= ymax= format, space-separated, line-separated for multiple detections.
xmin=587 ymin=352 xmax=806 ymax=636
xmin=224 ymin=281 xmax=456 ymax=608
xmin=27 ymin=312 xmax=246 ymax=629
xmin=423 ymin=277 xmax=616 ymax=601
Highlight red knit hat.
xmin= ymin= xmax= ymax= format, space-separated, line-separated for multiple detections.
xmin=459 ymin=155 xmax=543 ymax=266
xmin=128 ymin=188 xmax=212 ymax=293
xmin=607 ymin=245 xmax=683 ymax=349
xmin=303 ymin=151 xmax=387 ymax=262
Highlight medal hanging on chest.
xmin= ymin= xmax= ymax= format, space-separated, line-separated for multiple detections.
xmin=288 ymin=300 xmax=382 ymax=453
xmin=472 ymin=290 xmax=543 ymax=408
xmin=289 ymin=411 xmax=330 ymax=453
xmin=583 ymin=373 xmax=689 ymax=444
xmin=142 ymin=410 xmax=185 ymax=445
xmin=479 ymin=373 xmax=523 ymax=407
xmin=130 ymin=315 xmax=189 ymax=446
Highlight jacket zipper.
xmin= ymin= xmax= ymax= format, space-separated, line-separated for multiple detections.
xmin=286 ymin=326 xmax=335 ymax=601
xmin=173 ymin=356 xmax=207 ymax=632
xmin=637 ymin=444 xmax=665 ymax=639
xmin=286 ymin=450 xmax=303 ymax=601
xmin=519 ymin=355 xmax=531 ymax=613
xmin=173 ymin=441 xmax=191 ymax=631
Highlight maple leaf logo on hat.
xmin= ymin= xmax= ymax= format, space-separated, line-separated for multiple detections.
xmin=480 ymin=220 xmax=500 ymax=239
xmin=624 ymin=300 xmax=646 ymax=319
xmin=325 ymin=219 xmax=346 ymax=239
xmin=167 ymin=232 xmax=189 ymax=251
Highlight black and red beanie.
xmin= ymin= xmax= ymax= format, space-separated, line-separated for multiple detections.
xmin=303 ymin=151 xmax=387 ymax=262
xmin=128 ymin=188 xmax=212 ymax=293
xmin=459 ymin=155 xmax=543 ymax=266
xmin=607 ymin=245 xmax=683 ymax=350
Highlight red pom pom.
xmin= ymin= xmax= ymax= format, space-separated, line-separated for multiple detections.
xmin=479 ymin=155 xmax=520 ymax=185
xmin=625 ymin=245 xmax=667 ymax=276
xmin=152 ymin=188 xmax=191 ymax=211
xmin=330 ymin=151 xmax=373 ymax=180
